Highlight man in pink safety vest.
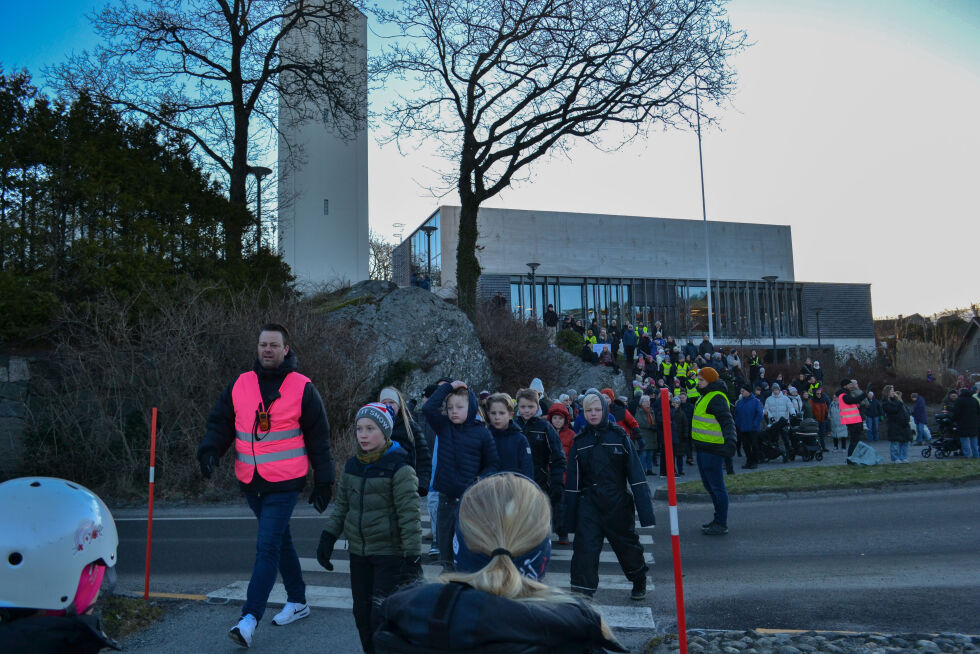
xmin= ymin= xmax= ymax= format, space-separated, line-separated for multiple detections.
xmin=198 ymin=323 xmax=334 ymax=648
xmin=837 ymin=378 xmax=868 ymax=461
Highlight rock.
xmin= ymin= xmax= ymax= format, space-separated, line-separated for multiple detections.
xmin=327 ymin=285 xmax=497 ymax=399
xmin=547 ymin=350 xmax=630 ymax=399
xmin=914 ymin=640 xmax=941 ymax=652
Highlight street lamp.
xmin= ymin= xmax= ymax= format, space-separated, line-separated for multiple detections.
xmin=813 ymin=307 xmax=823 ymax=348
xmin=695 ymin=79 xmax=713 ymax=342
xmin=420 ymin=225 xmax=438 ymax=287
xmin=247 ymin=165 xmax=273 ymax=250
xmin=762 ymin=275 xmax=778 ymax=363
xmin=526 ymin=262 xmax=540 ymax=319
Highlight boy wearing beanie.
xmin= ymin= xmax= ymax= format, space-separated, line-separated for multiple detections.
xmin=317 ymin=402 xmax=422 ymax=653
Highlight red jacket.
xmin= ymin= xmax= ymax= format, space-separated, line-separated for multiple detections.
xmin=546 ymin=403 xmax=576 ymax=482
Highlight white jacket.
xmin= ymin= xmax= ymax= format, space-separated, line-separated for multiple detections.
xmin=764 ymin=392 xmax=797 ymax=423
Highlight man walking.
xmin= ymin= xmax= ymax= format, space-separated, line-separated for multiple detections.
xmin=838 ymin=378 xmax=867 ymax=460
xmin=198 ymin=324 xmax=334 ymax=648
xmin=734 ymin=386 xmax=763 ymax=469
xmin=691 ymin=367 xmax=737 ymax=535
xmin=543 ymin=304 xmax=559 ymax=345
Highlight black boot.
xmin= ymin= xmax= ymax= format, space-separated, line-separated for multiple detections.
xmin=630 ymin=576 xmax=647 ymax=601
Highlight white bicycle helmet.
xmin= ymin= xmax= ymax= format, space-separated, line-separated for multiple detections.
xmin=0 ymin=477 xmax=118 ymax=613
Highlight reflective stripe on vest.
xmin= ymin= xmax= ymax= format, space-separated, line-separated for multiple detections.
xmin=232 ymin=370 xmax=311 ymax=483
xmin=692 ymin=390 xmax=727 ymax=444
xmin=838 ymin=392 xmax=862 ymax=425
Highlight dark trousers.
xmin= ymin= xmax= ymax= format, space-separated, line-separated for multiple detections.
xmin=846 ymin=422 xmax=864 ymax=456
xmin=349 ymin=553 xmax=404 ymax=654
xmin=570 ymin=494 xmax=647 ymax=595
xmin=696 ymin=449 xmax=729 ymax=526
xmin=740 ymin=430 xmax=759 ymax=466
xmin=625 ymin=345 xmax=635 ymax=362
xmin=436 ymin=494 xmax=460 ymax=570
xmin=243 ymin=491 xmax=304 ymax=620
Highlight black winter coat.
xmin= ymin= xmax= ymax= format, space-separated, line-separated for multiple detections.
xmin=490 ymin=420 xmax=535 ymax=478
xmin=564 ymin=396 xmax=655 ymax=531
xmin=516 ymin=415 xmax=567 ymax=496
xmin=375 ymin=581 xmax=627 ymax=654
xmin=198 ymin=349 xmax=334 ymax=494
xmin=391 ymin=415 xmax=432 ymax=495
xmin=952 ymin=393 xmax=980 ymax=438
xmin=882 ymin=398 xmax=911 ymax=442
xmin=0 ymin=613 xmax=117 ymax=654
xmin=423 ymin=383 xmax=500 ymax=499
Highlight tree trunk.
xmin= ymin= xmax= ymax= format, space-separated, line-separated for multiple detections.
xmin=456 ymin=198 xmax=482 ymax=317
xmin=227 ymin=120 xmax=249 ymax=262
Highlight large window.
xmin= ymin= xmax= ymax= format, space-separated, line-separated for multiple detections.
xmin=409 ymin=211 xmax=441 ymax=287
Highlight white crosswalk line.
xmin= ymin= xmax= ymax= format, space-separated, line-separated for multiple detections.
xmin=332 ymin=534 xmax=652 ymax=550
xmin=206 ymin=582 xmax=656 ymax=630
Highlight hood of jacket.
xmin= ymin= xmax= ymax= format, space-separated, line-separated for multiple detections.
xmin=577 ymin=393 xmax=612 ymax=434
xmin=490 ymin=419 xmax=525 ymax=439
xmin=546 ymin=402 xmax=570 ymax=422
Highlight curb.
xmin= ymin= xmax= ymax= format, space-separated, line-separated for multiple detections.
xmin=653 ymin=478 xmax=980 ymax=503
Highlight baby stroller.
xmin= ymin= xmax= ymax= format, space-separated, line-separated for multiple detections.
xmin=921 ymin=410 xmax=961 ymax=459
xmin=790 ymin=417 xmax=823 ymax=462
xmin=758 ymin=418 xmax=789 ymax=463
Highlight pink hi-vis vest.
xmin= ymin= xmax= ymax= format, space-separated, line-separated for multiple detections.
xmin=837 ymin=392 xmax=863 ymax=425
xmin=232 ymin=371 xmax=310 ymax=484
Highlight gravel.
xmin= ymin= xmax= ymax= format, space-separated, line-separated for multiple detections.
xmin=646 ymin=630 xmax=980 ymax=654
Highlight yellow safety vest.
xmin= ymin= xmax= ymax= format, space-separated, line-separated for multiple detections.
xmin=692 ymin=390 xmax=727 ymax=444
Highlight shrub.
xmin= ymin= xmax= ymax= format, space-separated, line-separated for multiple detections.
xmin=473 ymin=306 xmax=559 ymax=395
xmin=556 ymin=328 xmax=584 ymax=355
xmin=24 ymin=282 xmax=375 ymax=500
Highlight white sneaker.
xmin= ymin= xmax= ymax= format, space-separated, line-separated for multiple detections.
xmin=229 ymin=613 xmax=257 ymax=648
xmin=272 ymin=601 xmax=310 ymax=626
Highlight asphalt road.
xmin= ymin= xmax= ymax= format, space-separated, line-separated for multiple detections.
xmin=112 ymin=483 xmax=980 ymax=652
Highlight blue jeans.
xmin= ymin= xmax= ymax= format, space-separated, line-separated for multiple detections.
xmin=961 ymin=436 xmax=980 ymax=458
xmin=889 ymin=441 xmax=909 ymax=462
xmin=866 ymin=416 xmax=880 ymax=441
xmin=696 ymin=449 xmax=728 ymax=527
xmin=914 ymin=422 xmax=929 ymax=443
xmin=243 ymin=491 xmax=304 ymax=620
xmin=640 ymin=449 xmax=655 ymax=472
xmin=427 ymin=490 xmax=440 ymax=553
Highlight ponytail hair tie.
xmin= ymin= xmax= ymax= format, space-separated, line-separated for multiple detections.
xmin=491 ymin=548 xmax=512 ymax=558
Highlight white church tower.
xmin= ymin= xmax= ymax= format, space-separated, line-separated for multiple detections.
xmin=278 ymin=6 xmax=369 ymax=286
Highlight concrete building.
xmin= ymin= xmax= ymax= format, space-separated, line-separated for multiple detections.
xmin=393 ymin=206 xmax=875 ymax=357
xmin=277 ymin=8 xmax=369 ymax=286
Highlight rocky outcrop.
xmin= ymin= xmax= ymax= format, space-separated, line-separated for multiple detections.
xmin=547 ymin=350 xmax=630 ymax=400
xmin=326 ymin=281 xmax=497 ymax=399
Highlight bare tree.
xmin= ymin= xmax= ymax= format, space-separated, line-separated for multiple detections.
xmin=52 ymin=0 xmax=366 ymax=261
xmin=368 ymin=229 xmax=394 ymax=281
xmin=374 ymin=0 xmax=745 ymax=315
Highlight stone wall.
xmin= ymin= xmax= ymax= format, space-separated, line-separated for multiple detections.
xmin=0 ymin=355 xmax=29 ymax=480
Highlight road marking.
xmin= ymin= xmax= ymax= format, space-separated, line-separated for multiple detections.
xmin=206 ymin=582 xmax=656 ymax=629
xmin=327 ymin=535 xmax=652 ymax=550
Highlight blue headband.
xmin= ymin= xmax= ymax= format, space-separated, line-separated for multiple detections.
xmin=452 ymin=520 xmax=551 ymax=580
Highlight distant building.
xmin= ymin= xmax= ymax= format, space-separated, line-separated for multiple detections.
xmin=277 ymin=9 xmax=369 ymax=286
xmin=393 ymin=206 xmax=875 ymax=356
xmin=952 ymin=317 xmax=980 ymax=372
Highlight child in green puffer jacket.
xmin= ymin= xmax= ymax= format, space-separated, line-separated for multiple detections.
xmin=316 ymin=402 xmax=422 ymax=654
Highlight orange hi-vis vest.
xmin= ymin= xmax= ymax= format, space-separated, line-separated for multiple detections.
xmin=232 ymin=371 xmax=310 ymax=483
xmin=837 ymin=392 xmax=862 ymax=425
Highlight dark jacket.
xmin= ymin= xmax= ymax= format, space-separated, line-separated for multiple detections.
xmin=952 ymin=393 xmax=980 ymax=438
xmin=882 ymin=398 xmax=912 ymax=442
xmin=0 ymin=613 xmax=118 ymax=654
xmin=543 ymin=309 xmax=559 ymax=327
xmin=911 ymin=395 xmax=928 ymax=424
xmin=375 ymin=581 xmax=627 ymax=654
xmin=322 ymin=441 xmax=421 ymax=557
xmin=198 ymin=349 xmax=334 ymax=494
xmin=683 ymin=342 xmax=699 ymax=361
xmin=733 ymin=394 xmax=764 ymax=432
xmin=423 ymin=383 xmax=500 ymax=499
xmin=516 ymin=415 xmax=567 ymax=495
xmin=391 ymin=414 xmax=431 ymax=495
xmin=490 ymin=420 xmax=535 ymax=478
xmin=564 ymin=396 xmax=655 ymax=530
xmin=691 ymin=380 xmax=737 ymax=457
xmin=622 ymin=328 xmax=637 ymax=348
xmin=698 ymin=340 xmax=714 ymax=356
xmin=667 ymin=405 xmax=688 ymax=446
xmin=866 ymin=398 xmax=884 ymax=418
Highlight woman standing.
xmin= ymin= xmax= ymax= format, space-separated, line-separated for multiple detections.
xmin=379 ymin=387 xmax=431 ymax=496
xmin=635 ymin=394 xmax=658 ymax=475
xmin=881 ymin=385 xmax=912 ymax=463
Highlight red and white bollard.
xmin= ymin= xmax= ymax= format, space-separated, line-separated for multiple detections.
xmin=660 ymin=388 xmax=688 ymax=653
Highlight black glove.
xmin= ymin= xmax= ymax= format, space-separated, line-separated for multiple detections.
xmin=309 ymin=484 xmax=332 ymax=513
xmin=198 ymin=449 xmax=218 ymax=479
xmin=402 ymin=555 xmax=423 ymax=580
xmin=316 ymin=531 xmax=337 ymax=571
xmin=549 ymin=485 xmax=564 ymax=506
xmin=417 ymin=486 xmax=429 ymax=497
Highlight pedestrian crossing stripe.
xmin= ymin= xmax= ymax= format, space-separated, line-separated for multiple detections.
xmin=206 ymin=581 xmax=656 ymax=630
xmin=332 ymin=534 xmax=653 ymax=550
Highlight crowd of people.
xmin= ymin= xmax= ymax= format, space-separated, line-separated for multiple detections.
xmin=4 ymin=319 xmax=977 ymax=654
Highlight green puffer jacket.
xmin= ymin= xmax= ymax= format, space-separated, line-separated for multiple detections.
xmin=322 ymin=441 xmax=421 ymax=557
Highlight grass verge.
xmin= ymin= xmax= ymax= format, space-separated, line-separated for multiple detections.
xmin=100 ymin=596 xmax=164 ymax=640
xmin=672 ymin=459 xmax=980 ymax=495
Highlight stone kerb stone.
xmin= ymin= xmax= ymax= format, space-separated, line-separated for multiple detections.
xmin=328 ymin=282 xmax=498 ymax=400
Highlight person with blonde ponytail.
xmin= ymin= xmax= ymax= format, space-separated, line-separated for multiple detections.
xmin=374 ymin=473 xmax=626 ymax=654
xmin=379 ymin=387 xmax=432 ymax=496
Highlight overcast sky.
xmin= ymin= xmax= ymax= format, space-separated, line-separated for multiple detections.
xmin=3 ymin=0 xmax=977 ymax=318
